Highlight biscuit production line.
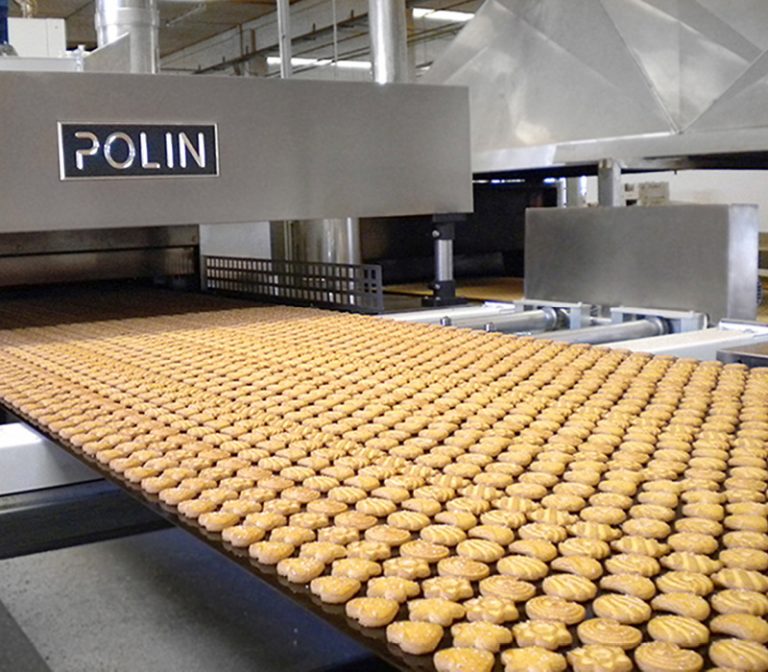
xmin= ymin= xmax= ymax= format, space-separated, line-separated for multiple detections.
xmin=2 ymin=3 xmax=768 ymax=672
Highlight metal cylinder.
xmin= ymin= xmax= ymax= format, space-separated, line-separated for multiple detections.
xmin=566 ymin=176 xmax=588 ymax=207
xmin=435 ymin=239 xmax=454 ymax=282
xmin=95 ymin=0 xmax=159 ymax=74
xmin=543 ymin=317 xmax=667 ymax=345
xmin=287 ymin=218 xmax=361 ymax=265
xmin=368 ymin=0 xmax=408 ymax=84
xmin=597 ymin=158 xmax=622 ymax=206
xmin=276 ymin=0 xmax=292 ymax=78
xmin=443 ymin=308 xmax=557 ymax=333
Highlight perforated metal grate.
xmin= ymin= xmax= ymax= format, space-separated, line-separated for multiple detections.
xmin=202 ymin=256 xmax=384 ymax=314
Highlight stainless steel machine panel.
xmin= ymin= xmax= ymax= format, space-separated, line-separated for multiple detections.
xmin=525 ymin=205 xmax=758 ymax=322
xmin=0 ymin=72 xmax=472 ymax=232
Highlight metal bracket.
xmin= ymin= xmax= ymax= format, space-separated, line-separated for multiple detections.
xmin=514 ymin=299 xmax=593 ymax=329
xmin=422 ymin=213 xmax=467 ymax=308
xmin=611 ymin=306 xmax=707 ymax=333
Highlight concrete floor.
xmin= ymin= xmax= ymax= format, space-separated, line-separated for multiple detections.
xmin=0 ymin=529 xmax=394 ymax=672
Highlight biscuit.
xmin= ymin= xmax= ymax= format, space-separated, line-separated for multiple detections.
xmin=433 ymin=647 xmax=494 ymax=672
xmin=621 ymin=518 xmax=670 ymax=540
xmin=400 ymin=540 xmax=450 ymax=563
xmin=576 ymin=619 xmax=642 ymax=650
xmin=559 ymin=537 xmax=611 ymax=559
xmin=570 ymin=521 xmax=621 ymax=541
xmin=248 ymin=540 xmax=295 ymax=565
xmin=345 ymin=540 xmax=391 ymax=561
xmin=367 ymin=577 xmax=419 ymax=602
xmin=456 ymin=539 xmax=505 ymax=563
xmin=719 ymin=548 xmax=768 ymax=571
xmin=646 ymin=615 xmax=709 ymax=648
xmin=452 ymin=621 xmax=513 ymax=652
xmin=711 ymin=589 xmax=768 ymax=615
xmin=317 ymin=526 xmax=359 ymax=545
xmin=276 ymin=557 xmax=325 ymax=583
xmin=480 ymin=574 xmax=536 ymax=602
xmin=656 ymin=571 xmax=713 ymax=596
xmin=356 ymin=497 xmax=397 ymax=517
xmin=335 ymin=511 xmax=378 ymax=531
xmin=501 ymin=646 xmax=567 ymax=672
xmin=723 ymin=531 xmax=768 ymax=551
xmin=542 ymin=574 xmax=597 ymax=602
xmin=434 ymin=511 xmax=478 ymax=531
xmin=463 ymin=596 xmax=519 ymax=624
xmin=422 ymin=576 xmax=474 ymax=601
xmin=649 ymin=592 xmax=710 ymax=620
xmin=660 ymin=552 xmax=721 ymax=575
xmin=525 ymin=595 xmax=585 ymax=624
xmin=611 ymin=536 xmax=669 ymax=558
xmin=550 ymin=555 xmax=603 ymax=580
xmin=497 ymin=555 xmax=549 ymax=581
xmin=270 ymin=526 xmax=315 ymax=546
xmin=667 ymin=532 xmax=719 ymax=555
xmin=708 ymin=639 xmax=768 ymax=672
xmin=331 ymin=558 xmax=382 ymax=581
xmin=508 ymin=539 xmax=558 ymax=562
xmin=437 ymin=557 xmax=489 ymax=581
xmin=605 ymin=554 xmax=660 ymax=577
xmin=365 ymin=524 xmax=411 ymax=547
xmin=710 ymin=614 xmax=768 ymax=643
xmin=633 ymin=642 xmax=703 ymax=672
xmin=566 ymin=645 xmax=632 ymax=672
xmin=468 ymin=524 xmax=515 ymax=545
xmin=408 ymin=598 xmax=465 ymax=626
xmin=309 ymin=576 xmax=361 ymax=604
xmin=345 ymin=597 xmax=399 ymax=627
xmin=386 ymin=621 xmax=444 ymax=655
xmin=221 ymin=524 xmax=265 ymax=547
xmin=382 ymin=557 xmax=431 ymax=580
xmin=599 ymin=574 xmax=656 ymax=600
xmin=713 ymin=567 xmax=768 ymax=592
xmin=387 ymin=511 xmax=431 ymax=531
xmin=592 ymin=594 xmax=651 ymax=624
xmin=421 ymin=524 xmax=467 ymax=547
xmin=512 ymin=620 xmax=572 ymax=650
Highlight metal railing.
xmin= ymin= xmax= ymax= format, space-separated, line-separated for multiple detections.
xmin=202 ymin=256 xmax=384 ymax=314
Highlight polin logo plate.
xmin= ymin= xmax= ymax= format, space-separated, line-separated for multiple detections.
xmin=58 ymin=123 xmax=219 ymax=180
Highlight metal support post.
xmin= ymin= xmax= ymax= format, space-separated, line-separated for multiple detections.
xmin=422 ymin=214 xmax=467 ymax=307
xmin=597 ymin=158 xmax=623 ymax=206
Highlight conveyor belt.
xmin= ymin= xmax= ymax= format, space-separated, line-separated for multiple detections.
xmin=0 ymin=297 xmax=767 ymax=672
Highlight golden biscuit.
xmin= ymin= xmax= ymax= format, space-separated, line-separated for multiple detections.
xmin=559 ymin=537 xmax=611 ymax=559
xmin=567 ymin=645 xmax=632 ymax=672
xmin=331 ymin=558 xmax=382 ymax=581
xmin=634 ymin=642 xmax=703 ymax=672
xmin=661 ymin=552 xmax=721 ymax=575
xmin=479 ymin=575 xmax=536 ymax=602
xmin=270 ymin=526 xmax=315 ymax=546
xmin=713 ymin=567 xmax=768 ymax=592
xmin=711 ymin=589 xmax=768 ymax=615
xmin=452 ymin=621 xmax=513 ymax=652
xmin=592 ymin=594 xmax=651 ymax=624
xmin=382 ymin=556 xmax=431 ymax=580
xmin=408 ymin=598 xmax=465 ymax=626
xmin=276 ymin=557 xmax=325 ymax=584
xmin=708 ymin=639 xmax=768 ymax=672
xmin=710 ymin=614 xmax=768 ymax=643
xmin=248 ymin=540 xmax=294 ymax=565
xmin=387 ymin=511 xmax=431 ymax=531
xmin=542 ymin=574 xmax=597 ymax=602
xmin=525 ymin=596 xmax=585 ymax=625
xmin=309 ymin=576 xmax=361 ymax=604
xmin=719 ymin=548 xmax=768 ymax=571
xmin=576 ymin=619 xmax=642 ymax=650
xmin=605 ymin=554 xmax=660 ymax=577
xmin=468 ymin=524 xmax=515 ymax=545
xmin=456 ymin=539 xmax=505 ymax=563
xmin=386 ymin=621 xmax=444 ymax=655
xmin=400 ymin=540 xmax=450 ymax=563
xmin=667 ymin=532 xmax=718 ymax=555
xmin=723 ymin=531 xmax=768 ymax=551
xmin=422 ymin=576 xmax=474 ymax=601
xmin=646 ymin=615 xmax=709 ymax=648
xmin=599 ymin=574 xmax=656 ymax=600
xmin=364 ymin=525 xmax=411 ymax=546
xmin=656 ymin=571 xmax=713 ymax=596
xmin=345 ymin=540 xmax=390 ymax=561
xmin=570 ymin=521 xmax=621 ymax=541
xmin=345 ymin=597 xmax=399 ymax=627
xmin=650 ymin=593 xmax=710 ymax=620
xmin=366 ymin=577 xmax=419 ymax=602
xmin=501 ymin=646 xmax=567 ymax=672
xmin=421 ymin=525 xmax=467 ymax=547
xmin=463 ymin=596 xmax=519 ymax=624
xmin=437 ymin=556 xmax=489 ymax=581
xmin=434 ymin=511 xmax=478 ymax=531
xmin=550 ymin=555 xmax=603 ymax=580
xmin=317 ymin=526 xmax=359 ymax=545
xmin=300 ymin=542 xmax=346 ymax=563
xmin=508 ymin=539 xmax=558 ymax=562
xmin=621 ymin=518 xmax=670 ymax=540
xmin=433 ymin=647 xmax=494 ymax=672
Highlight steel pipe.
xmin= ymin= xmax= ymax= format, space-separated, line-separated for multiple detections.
xmin=597 ymin=158 xmax=622 ymax=206
xmin=435 ymin=239 xmax=453 ymax=282
xmin=276 ymin=0 xmax=292 ymax=78
xmin=95 ymin=0 xmax=159 ymax=74
xmin=442 ymin=308 xmax=558 ymax=333
xmin=368 ymin=0 xmax=408 ymax=84
xmin=543 ymin=317 xmax=667 ymax=345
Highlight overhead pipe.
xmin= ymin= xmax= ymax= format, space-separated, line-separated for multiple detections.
xmin=275 ymin=0 xmax=292 ymax=78
xmin=368 ymin=0 xmax=408 ymax=84
xmin=95 ymin=0 xmax=159 ymax=74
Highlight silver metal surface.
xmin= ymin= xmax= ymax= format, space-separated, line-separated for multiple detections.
xmin=610 ymin=306 xmax=707 ymax=334
xmin=83 ymin=33 xmax=133 ymax=73
xmin=368 ymin=0 xmax=407 ymax=84
xmin=513 ymin=299 xmax=592 ymax=329
xmin=423 ymin=0 xmax=768 ymax=173
xmin=543 ymin=317 xmax=667 ymax=345
xmin=597 ymin=159 xmax=622 ymax=206
xmin=605 ymin=326 xmax=768 ymax=360
xmin=285 ymin=218 xmax=361 ymax=265
xmin=276 ymin=0 xmax=292 ymax=79
xmin=0 ymin=72 xmax=472 ymax=231
xmin=95 ymin=0 xmax=158 ymax=74
xmin=565 ymin=177 xmax=587 ymax=208
xmin=0 ymin=424 xmax=98 ymax=495
xmin=525 ymin=205 xmax=759 ymax=323
xmin=435 ymin=239 xmax=453 ymax=282
xmin=486 ymin=307 xmax=557 ymax=334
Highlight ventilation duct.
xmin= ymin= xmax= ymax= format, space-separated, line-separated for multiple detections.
xmin=95 ymin=0 xmax=159 ymax=74
xmin=424 ymin=0 xmax=768 ymax=173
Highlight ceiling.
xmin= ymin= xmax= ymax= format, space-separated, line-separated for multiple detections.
xmin=8 ymin=1 xmax=281 ymax=56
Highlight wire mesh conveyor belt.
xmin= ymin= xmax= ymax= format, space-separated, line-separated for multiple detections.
xmin=0 ymin=298 xmax=767 ymax=672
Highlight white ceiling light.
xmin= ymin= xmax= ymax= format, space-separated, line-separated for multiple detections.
xmin=412 ymin=8 xmax=474 ymax=22
xmin=266 ymin=56 xmax=372 ymax=70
